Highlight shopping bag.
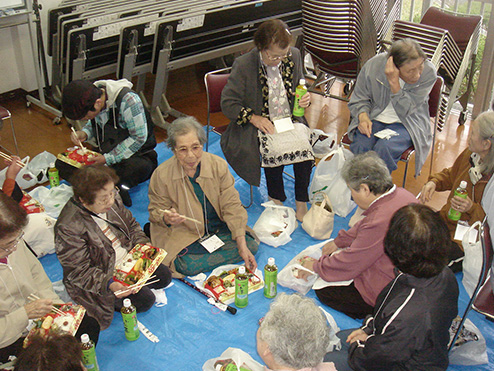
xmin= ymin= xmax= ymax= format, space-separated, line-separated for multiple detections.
xmin=309 ymin=146 xmax=356 ymax=217
xmin=310 ymin=129 xmax=336 ymax=158
xmin=252 ymin=201 xmax=297 ymax=247
xmin=0 ymin=156 xmax=38 ymax=189
xmin=202 ymin=347 xmax=264 ymax=371
xmin=24 ymin=212 xmax=56 ymax=257
xmin=462 ymin=221 xmax=482 ymax=297
xmin=27 ymin=151 xmax=57 ymax=184
xmin=449 ymin=317 xmax=488 ymax=366
xmin=302 ymin=192 xmax=334 ymax=239
xmin=28 ymin=184 xmax=73 ymax=219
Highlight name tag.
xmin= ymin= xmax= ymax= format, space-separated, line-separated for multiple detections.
xmin=199 ymin=234 xmax=225 ymax=253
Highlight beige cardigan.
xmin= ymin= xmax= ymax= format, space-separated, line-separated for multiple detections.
xmin=148 ymin=152 xmax=250 ymax=276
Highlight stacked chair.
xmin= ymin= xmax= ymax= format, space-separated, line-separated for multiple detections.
xmin=302 ymin=0 xmax=401 ymax=101
xmin=392 ymin=7 xmax=482 ymax=126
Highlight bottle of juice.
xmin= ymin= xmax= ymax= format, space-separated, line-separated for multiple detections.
xmin=235 ymin=266 xmax=249 ymax=308
xmin=293 ymin=78 xmax=308 ymax=117
xmin=448 ymin=180 xmax=468 ymax=221
xmin=264 ymin=257 xmax=278 ymax=299
xmin=121 ymin=298 xmax=140 ymax=341
xmin=48 ymin=163 xmax=59 ymax=187
xmin=81 ymin=334 xmax=99 ymax=371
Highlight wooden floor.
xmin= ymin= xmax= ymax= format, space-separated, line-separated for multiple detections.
xmin=0 ymin=62 xmax=470 ymax=211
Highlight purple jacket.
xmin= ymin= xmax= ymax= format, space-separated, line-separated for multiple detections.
xmin=313 ymin=186 xmax=418 ymax=306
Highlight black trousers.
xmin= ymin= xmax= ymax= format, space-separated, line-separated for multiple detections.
xmin=315 ymin=282 xmax=374 ymax=319
xmin=263 ymin=160 xmax=313 ymax=202
xmin=114 ymin=264 xmax=172 ymax=313
xmin=0 ymin=315 xmax=100 ymax=363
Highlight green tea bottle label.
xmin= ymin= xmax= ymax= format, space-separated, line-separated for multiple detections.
xmin=264 ymin=257 xmax=278 ymax=299
xmin=81 ymin=334 xmax=99 ymax=371
xmin=293 ymin=79 xmax=307 ymax=117
xmin=448 ymin=180 xmax=468 ymax=221
xmin=235 ymin=266 xmax=249 ymax=308
xmin=121 ymin=298 xmax=140 ymax=341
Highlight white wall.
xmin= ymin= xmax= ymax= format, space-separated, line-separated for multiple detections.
xmin=0 ymin=0 xmax=60 ymax=94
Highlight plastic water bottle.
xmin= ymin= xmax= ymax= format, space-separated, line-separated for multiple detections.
xmin=264 ymin=257 xmax=278 ymax=299
xmin=81 ymin=334 xmax=99 ymax=371
xmin=448 ymin=180 xmax=468 ymax=221
xmin=48 ymin=163 xmax=59 ymax=187
xmin=121 ymin=298 xmax=140 ymax=341
xmin=293 ymin=78 xmax=308 ymax=117
xmin=235 ymin=266 xmax=249 ymax=308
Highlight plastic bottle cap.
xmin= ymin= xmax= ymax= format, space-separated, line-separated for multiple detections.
xmin=459 ymin=180 xmax=467 ymax=188
xmin=50 ymin=162 xmax=55 ymax=168
xmin=299 ymin=78 xmax=306 ymax=85
xmin=123 ymin=298 xmax=131 ymax=307
xmin=238 ymin=266 xmax=246 ymax=274
xmin=81 ymin=334 xmax=89 ymax=343
xmin=268 ymin=257 xmax=275 ymax=265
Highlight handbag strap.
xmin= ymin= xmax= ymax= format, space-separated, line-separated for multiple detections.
xmin=314 ymin=191 xmax=333 ymax=211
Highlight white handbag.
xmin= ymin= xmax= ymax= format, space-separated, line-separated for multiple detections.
xmin=302 ymin=192 xmax=335 ymax=239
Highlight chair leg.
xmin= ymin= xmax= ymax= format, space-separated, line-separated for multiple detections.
xmin=402 ymin=162 xmax=409 ymax=188
xmin=242 ymin=185 xmax=254 ymax=209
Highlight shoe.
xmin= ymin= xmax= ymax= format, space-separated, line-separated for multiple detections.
xmin=120 ymin=187 xmax=132 ymax=207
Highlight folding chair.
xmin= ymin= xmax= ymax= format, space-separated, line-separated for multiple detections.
xmin=203 ymin=67 xmax=253 ymax=208
xmin=0 ymin=106 xmax=20 ymax=155
xmin=341 ymin=76 xmax=444 ymax=187
xmin=449 ymin=221 xmax=494 ymax=350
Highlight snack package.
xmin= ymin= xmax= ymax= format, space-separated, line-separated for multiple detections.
xmin=56 ymin=147 xmax=99 ymax=168
xmin=19 ymin=192 xmax=45 ymax=214
xmin=113 ymin=244 xmax=167 ymax=290
xmin=203 ymin=264 xmax=263 ymax=304
xmin=23 ymin=304 xmax=86 ymax=347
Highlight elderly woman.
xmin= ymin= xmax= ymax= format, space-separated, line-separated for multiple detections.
xmin=324 ymin=204 xmax=458 ymax=371
xmin=348 ymin=38 xmax=437 ymax=175
xmin=148 ymin=116 xmax=259 ymax=277
xmin=420 ymin=111 xmax=494 ymax=270
xmin=257 ymin=293 xmax=336 ymax=371
xmin=300 ymin=152 xmax=417 ymax=319
xmin=0 ymin=193 xmax=99 ymax=363
xmin=55 ymin=165 xmax=172 ymax=330
xmin=221 ymin=19 xmax=313 ymax=220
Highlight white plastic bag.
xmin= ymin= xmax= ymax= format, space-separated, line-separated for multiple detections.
xmin=278 ymin=240 xmax=326 ymax=294
xmin=0 ymin=156 xmax=38 ymax=189
xmin=462 ymin=221 xmax=483 ymax=297
xmin=28 ymin=184 xmax=73 ymax=219
xmin=449 ymin=317 xmax=488 ymax=366
xmin=202 ymin=347 xmax=264 ymax=371
xmin=27 ymin=151 xmax=57 ymax=184
xmin=309 ymin=146 xmax=356 ymax=217
xmin=252 ymin=201 xmax=297 ymax=247
xmin=310 ymin=129 xmax=336 ymax=158
xmin=23 ymin=212 xmax=56 ymax=257
xmin=319 ymin=307 xmax=342 ymax=352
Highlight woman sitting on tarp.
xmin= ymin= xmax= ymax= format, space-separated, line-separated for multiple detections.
xmin=55 ymin=165 xmax=172 ymax=330
xmin=148 ymin=116 xmax=259 ymax=277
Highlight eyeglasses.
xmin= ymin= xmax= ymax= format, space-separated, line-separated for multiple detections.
xmin=264 ymin=49 xmax=292 ymax=62
xmin=0 ymin=231 xmax=24 ymax=253
xmin=94 ymin=187 xmax=119 ymax=206
xmin=175 ymin=144 xmax=203 ymax=157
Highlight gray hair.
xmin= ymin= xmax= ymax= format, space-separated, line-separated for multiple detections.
xmin=389 ymin=38 xmax=427 ymax=68
xmin=476 ymin=111 xmax=494 ymax=175
xmin=166 ymin=116 xmax=207 ymax=150
xmin=258 ymin=293 xmax=330 ymax=369
xmin=342 ymin=151 xmax=393 ymax=194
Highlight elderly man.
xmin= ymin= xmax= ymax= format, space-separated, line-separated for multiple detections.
xmin=348 ymin=38 xmax=437 ymax=175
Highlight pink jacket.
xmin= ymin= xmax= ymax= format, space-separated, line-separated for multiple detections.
xmin=264 ymin=362 xmax=337 ymax=371
xmin=313 ymin=187 xmax=417 ymax=306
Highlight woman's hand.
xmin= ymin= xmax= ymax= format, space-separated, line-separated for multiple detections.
xmin=451 ymin=195 xmax=473 ymax=214
xmin=298 ymin=91 xmax=312 ymax=108
xmin=250 ymin=114 xmax=275 ymax=134
xmin=322 ymin=240 xmax=338 ymax=256
xmin=236 ymin=236 xmax=257 ymax=271
xmin=297 ymin=258 xmax=317 ymax=281
xmin=109 ymin=282 xmax=133 ymax=298
xmin=385 ymin=56 xmax=401 ymax=93
xmin=357 ymin=112 xmax=373 ymax=138
xmin=4 ymin=155 xmax=23 ymax=180
xmin=347 ymin=329 xmax=369 ymax=344
xmin=70 ymin=130 xmax=88 ymax=145
xmin=24 ymin=299 xmax=53 ymax=319
xmin=162 ymin=208 xmax=185 ymax=225
xmin=419 ymin=181 xmax=436 ymax=203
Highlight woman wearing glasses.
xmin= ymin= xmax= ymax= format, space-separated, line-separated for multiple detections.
xmin=221 ymin=19 xmax=313 ymax=221
xmin=54 ymin=165 xmax=172 ymax=330
xmin=0 ymin=192 xmax=99 ymax=363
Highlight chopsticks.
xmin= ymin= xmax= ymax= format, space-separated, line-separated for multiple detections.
xmin=28 ymin=294 xmax=65 ymax=316
xmin=71 ymin=127 xmax=87 ymax=154
xmin=159 ymin=209 xmax=202 ymax=225
xmin=114 ymin=276 xmax=160 ymax=296
xmin=0 ymin=151 xmax=25 ymax=168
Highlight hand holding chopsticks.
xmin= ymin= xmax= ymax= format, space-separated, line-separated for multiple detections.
xmin=114 ymin=275 xmax=160 ymax=296
xmin=70 ymin=127 xmax=87 ymax=154
xmin=160 ymin=209 xmax=202 ymax=225
xmin=0 ymin=151 xmax=25 ymax=168
xmin=26 ymin=293 xmax=65 ymax=318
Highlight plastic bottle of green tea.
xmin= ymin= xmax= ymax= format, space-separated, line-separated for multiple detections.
xmin=121 ymin=298 xmax=140 ymax=341
xmin=448 ymin=180 xmax=468 ymax=221
xmin=264 ymin=257 xmax=278 ymax=299
xmin=48 ymin=163 xmax=59 ymax=187
xmin=293 ymin=79 xmax=308 ymax=117
xmin=235 ymin=266 xmax=249 ymax=308
xmin=81 ymin=334 xmax=99 ymax=371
